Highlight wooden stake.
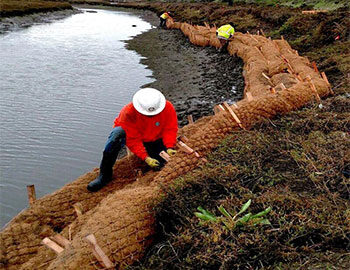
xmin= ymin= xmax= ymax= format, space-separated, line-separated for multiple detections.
xmin=321 ymin=72 xmax=334 ymax=94
xmin=321 ymin=72 xmax=330 ymax=86
xmin=296 ymin=74 xmax=303 ymax=82
xmin=222 ymin=102 xmax=245 ymax=130
xmin=255 ymin=46 xmax=265 ymax=59
xmin=177 ymin=141 xmax=194 ymax=154
xmin=262 ymin=72 xmax=273 ymax=86
xmin=260 ymin=29 xmax=266 ymax=37
xmin=27 ymin=185 xmax=36 ymax=206
xmin=279 ymin=83 xmax=286 ymax=90
xmin=42 ymin=237 xmax=64 ymax=254
xmin=246 ymin=92 xmax=253 ymax=101
xmin=250 ymin=35 xmax=259 ymax=43
xmin=177 ymin=135 xmax=189 ymax=143
xmin=159 ymin=151 xmax=171 ymax=162
xmin=51 ymin=234 xmax=71 ymax=248
xmin=213 ymin=104 xmax=225 ymax=114
xmin=73 ymin=202 xmax=83 ymax=217
xmin=311 ymin=61 xmax=319 ymax=73
xmin=187 ymin=115 xmax=194 ymax=124
xmin=85 ymin=234 xmax=113 ymax=269
xmin=306 ymin=76 xmax=321 ymax=102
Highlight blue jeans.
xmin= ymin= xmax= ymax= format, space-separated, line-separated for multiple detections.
xmin=104 ymin=126 xmax=126 ymax=157
xmin=99 ymin=126 xmax=126 ymax=176
xmin=102 ymin=126 xmax=167 ymax=169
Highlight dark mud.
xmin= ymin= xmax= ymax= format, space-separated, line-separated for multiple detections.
xmin=126 ymin=10 xmax=244 ymax=126
xmin=0 ymin=8 xmax=81 ymax=35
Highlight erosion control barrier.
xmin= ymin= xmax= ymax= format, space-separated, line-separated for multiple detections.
xmin=0 ymin=19 xmax=332 ymax=270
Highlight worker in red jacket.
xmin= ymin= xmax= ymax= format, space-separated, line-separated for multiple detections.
xmin=87 ymin=88 xmax=178 ymax=192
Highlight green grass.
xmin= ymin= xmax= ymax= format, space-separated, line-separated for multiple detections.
xmin=233 ymin=0 xmax=348 ymax=10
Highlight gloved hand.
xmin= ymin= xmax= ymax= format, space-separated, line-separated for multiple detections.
xmin=145 ymin=157 xmax=160 ymax=168
xmin=166 ymin=148 xmax=177 ymax=156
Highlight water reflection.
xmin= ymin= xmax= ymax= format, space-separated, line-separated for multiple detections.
xmin=0 ymin=8 xmax=154 ymax=227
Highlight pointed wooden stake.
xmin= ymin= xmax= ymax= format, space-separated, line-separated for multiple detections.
xmin=177 ymin=135 xmax=189 ymax=143
xmin=73 ymin=202 xmax=83 ymax=217
xmin=222 ymin=102 xmax=245 ymax=130
xmin=177 ymin=141 xmax=194 ymax=154
xmin=306 ymin=76 xmax=321 ymax=102
xmin=321 ymin=72 xmax=330 ymax=86
xmin=159 ymin=151 xmax=171 ymax=162
xmin=312 ymin=61 xmax=319 ymax=73
xmin=51 ymin=234 xmax=71 ymax=248
xmin=85 ymin=234 xmax=113 ymax=269
xmin=187 ymin=115 xmax=194 ymax=124
xmin=321 ymin=72 xmax=334 ymax=94
xmin=260 ymin=29 xmax=266 ymax=37
xmin=214 ymin=104 xmax=225 ymax=114
xmin=42 ymin=237 xmax=64 ymax=254
xmin=262 ymin=72 xmax=273 ymax=86
xmin=27 ymin=185 xmax=36 ymax=206
xmin=246 ymin=92 xmax=253 ymax=101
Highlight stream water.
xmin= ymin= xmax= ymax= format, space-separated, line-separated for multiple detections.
xmin=0 ymin=8 xmax=153 ymax=227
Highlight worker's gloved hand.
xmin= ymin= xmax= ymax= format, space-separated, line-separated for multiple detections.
xmin=166 ymin=148 xmax=177 ymax=156
xmin=145 ymin=157 xmax=160 ymax=168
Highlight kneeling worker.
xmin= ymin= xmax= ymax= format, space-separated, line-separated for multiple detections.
xmin=159 ymin=11 xmax=172 ymax=28
xmin=87 ymin=88 xmax=178 ymax=192
xmin=216 ymin=23 xmax=235 ymax=52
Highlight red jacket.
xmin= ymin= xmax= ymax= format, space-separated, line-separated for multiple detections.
xmin=113 ymin=101 xmax=178 ymax=160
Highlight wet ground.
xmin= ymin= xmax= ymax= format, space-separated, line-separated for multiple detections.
xmin=126 ymin=10 xmax=244 ymax=126
xmin=0 ymin=9 xmax=80 ymax=34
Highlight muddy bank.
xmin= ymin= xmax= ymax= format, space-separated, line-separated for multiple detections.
xmin=126 ymin=10 xmax=244 ymax=126
xmin=0 ymin=8 xmax=80 ymax=35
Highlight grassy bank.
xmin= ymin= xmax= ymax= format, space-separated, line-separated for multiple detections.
xmin=110 ymin=1 xmax=350 ymax=269
xmin=0 ymin=0 xmax=73 ymax=17
xmin=130 ymin=96 xmax=350 ymax=269
xmin=231 ymin=0 xmax=348 ymax=10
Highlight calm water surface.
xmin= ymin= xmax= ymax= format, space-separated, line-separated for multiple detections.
xmin=0 ymin=8 xmax=153 ymax=227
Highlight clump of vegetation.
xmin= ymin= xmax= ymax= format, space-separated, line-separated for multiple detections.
xmin=195 ymin=199 xmax=272 ymax=229
xmin=128 ymin=94 xmax=350 ymax=269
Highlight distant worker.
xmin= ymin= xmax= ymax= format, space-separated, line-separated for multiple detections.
xmin=159 ymin=11 xmax=173 ymax=28
xmin=87 ymin=88 xmax=178 ymax=192
xmin=216 ymin=23 xmax=235 ymax=52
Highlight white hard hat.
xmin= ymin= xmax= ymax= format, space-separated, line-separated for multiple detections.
xmin=132 ymin=88 xmax=166 ymax=116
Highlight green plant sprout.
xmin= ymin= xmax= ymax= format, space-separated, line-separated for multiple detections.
xmin=195 ymin=199 xmax=272 ymax=230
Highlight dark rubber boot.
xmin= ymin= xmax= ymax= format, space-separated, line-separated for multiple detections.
xmin=87 ymin=173 xmax=112 ymax=192
xmin=87 ymin=127 xmax=126 ymax=192
xmin=87 ymin=153 xmax=114 ymax=192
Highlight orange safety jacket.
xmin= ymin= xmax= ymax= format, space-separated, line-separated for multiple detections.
xmin=113 ymin=101 xmax=178 ymax=160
